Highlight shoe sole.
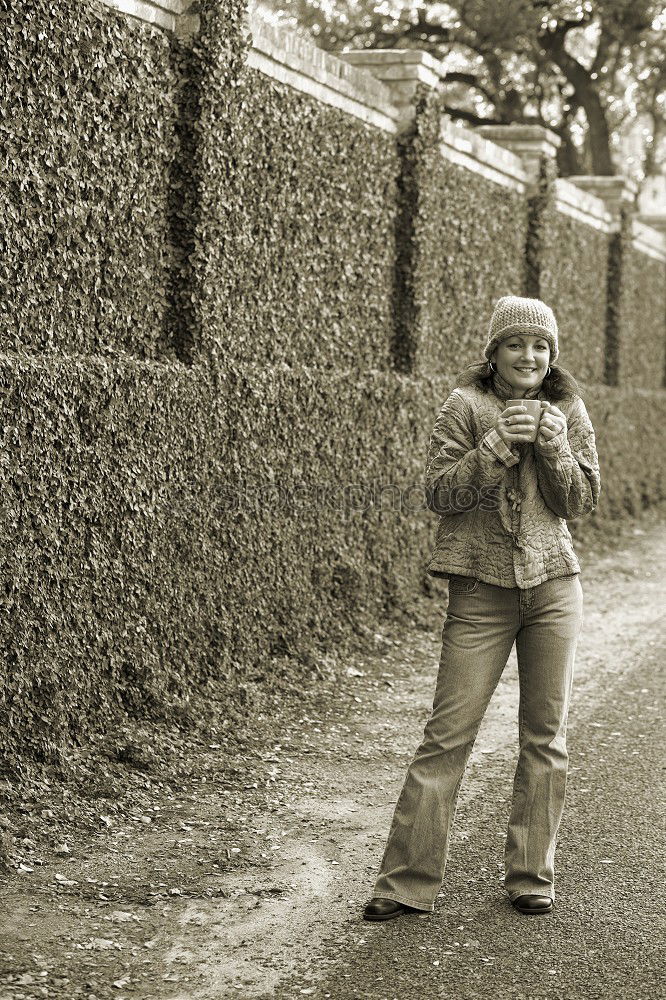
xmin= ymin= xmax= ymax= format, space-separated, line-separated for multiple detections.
xmin=363 ymin=908 xmax=405 ymax=922
xmin=512 ymin=903 xmax=553 ymax=915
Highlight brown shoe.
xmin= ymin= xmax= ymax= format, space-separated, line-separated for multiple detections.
xmin=512 ymin=894 xmax=553 ymax=915
xmin=363 ymin=897 xmax=408 ymax=921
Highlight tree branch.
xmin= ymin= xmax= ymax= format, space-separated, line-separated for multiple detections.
xmin=540 ymin=29 xmax=614 ymax=173
xmin=440 ymin=72 xmax=497 ymax=105
xmin=591 ymin=22 xmax=614 ymax=76
xmin=441 ymin=106 xmax=504 ymax=126
xmin=542 ymin=10 xmax=595 ymax=46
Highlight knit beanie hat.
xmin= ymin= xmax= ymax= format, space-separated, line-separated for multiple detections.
xmin=484 ymin=295 xmax=559 ymax=363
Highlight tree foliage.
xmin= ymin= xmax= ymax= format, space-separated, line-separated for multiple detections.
xmin=256 ymin=0 xmax=666 ymax=182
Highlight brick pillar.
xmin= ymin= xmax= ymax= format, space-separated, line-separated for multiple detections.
xmin=177 ymin=0 xmax=200 ymax=40
xmin=335 ymin=48 xmax=448 ymax=372
xmin=337 ymin=49 xmax=446 ymax=133
xmin=636 ymin=175 xmax=666 ymax=235
xmin=565 ymin=177 xmax=636 ymax=387
xmin=474 ymin=125 xmax=560 ymax=298
xmin=563 ymin=176 xmax=666 ymax=390
xmin=566 ymin=175 xmax=638 ymax=225
xmin=475 ymin=124 xmax=560 ymax=195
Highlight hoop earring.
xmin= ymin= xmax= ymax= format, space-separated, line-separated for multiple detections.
xmin=546 ymin=366 xmax=551 ymax=377
xmin=489 ymin=360 xmax=497 ymax=373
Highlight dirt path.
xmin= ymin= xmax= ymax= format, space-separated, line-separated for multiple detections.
xmin=1 ymin=514 xmax=665 ymax=1000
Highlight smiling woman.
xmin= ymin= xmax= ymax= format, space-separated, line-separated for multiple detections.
xmin=493 ymin=332 xmax=551 ymax=396
xmin=454 ymin=298 xmax=582 ymax=403
xmin=362 ymin=295 xmax=601 ymax=923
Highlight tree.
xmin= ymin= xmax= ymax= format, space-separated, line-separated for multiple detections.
xmin=255 ymin=0 xmax=666 ymax=182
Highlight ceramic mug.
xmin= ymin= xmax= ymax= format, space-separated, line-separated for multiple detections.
xmin=507 ymin=398 xmax=542 ymax=443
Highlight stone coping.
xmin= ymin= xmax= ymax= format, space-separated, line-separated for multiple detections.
xmin=246 ymin=13 xmax=401 ymax=132
xmin=338 ymin=48 xmax=447 ymax=91
xmin=636 ymin=213 xmax=666 ymax=236
xmin=474 ymin=124 xmax=561 ymax=189
xmin=476 ymin=124 xmax=561 ymax=157
xmin=98 ymin=0 xmax=197 ymax=37
xmin=631 ymin=219 xmax=666 ymax=262
xmin=438 ymin=119 xmax=527 ymax=193
xmin=553 ymin=177 xmax=614 ymax=234
xmin=567 ymin=175 xmax=638 ymax=199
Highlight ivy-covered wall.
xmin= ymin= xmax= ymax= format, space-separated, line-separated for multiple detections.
xmin=0 ymin=0 xmax=402 ymax=776
xmin=538 ymin=212 xmax=609 ymax=384
xmin=0 ymin=352 xmax=223 ymax=770
xmin=616 ymin=245 xmax=666 ymax=391
xmin=0 ymin=0 xmax=182 ymax=361
xmin=187 ymin=5 xmax=399 ymax=374
xmin=400 ymin=90 xmax=529 ymax=376
xmin=526 ymin=163 xmax=610 ymax=383
xmin=1 ymin=0 xmax=665 ymax=777
xmin=583 ymin=384 xmax=666 ymax=517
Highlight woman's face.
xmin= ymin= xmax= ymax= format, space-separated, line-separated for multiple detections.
xmin=492 ymin=334 xmax=550 ymax=396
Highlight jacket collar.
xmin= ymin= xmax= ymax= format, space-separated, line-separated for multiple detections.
xmin=491 ymin=370 xmax=543 ymax=402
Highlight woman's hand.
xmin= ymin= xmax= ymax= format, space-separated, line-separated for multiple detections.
xmin=495 ymin=404 xmax=537 ymax=447
xmin=537 ymin=402 xmax=567 ymax=446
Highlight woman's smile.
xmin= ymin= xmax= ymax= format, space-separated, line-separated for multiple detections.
xmin=492 ymin=334 xmax=550 ymax=395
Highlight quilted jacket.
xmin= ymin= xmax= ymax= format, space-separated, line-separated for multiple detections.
xmin=424 ymin=373 xmax=601 ymax=589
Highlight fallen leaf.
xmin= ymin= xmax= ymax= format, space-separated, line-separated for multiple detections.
xmin=55 ymin=873 xmax=78 ymax=886
xmin=87 ymin=938 xmax=120 ymax=951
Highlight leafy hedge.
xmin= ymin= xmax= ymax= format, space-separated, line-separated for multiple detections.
xmin=581 ymin=384 xmax=666 ymax=517
xmin=526 ymin=160 xmax=610 ymax=383
xmin=5 ymin=346 xmax=662 ymax=775
xmin=0 ymin=352 xmax=221 ymax=772
xmin=0 ymin=0 xmax=400 ymax=777
xmin=0 ymin=0 xmax=181 ymax=360
xmin=610 ymin=212 xmax=666 ymax=390
xmin=1 ymin=0 xmax=665 ymax=777
xmin=188 ymin=5 xmax=399 ymax=375
xmin=405 ymin=89 xmax=529 ymax=375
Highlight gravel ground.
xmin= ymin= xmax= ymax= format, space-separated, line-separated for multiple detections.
xmin=275 ymin=629 xmax=664 ymax=1000
xmin=0 ymin=510 xmax=664 ymax=1000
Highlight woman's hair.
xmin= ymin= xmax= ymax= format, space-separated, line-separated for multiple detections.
xmin=455 ymin=359 xmax=582 ymax=402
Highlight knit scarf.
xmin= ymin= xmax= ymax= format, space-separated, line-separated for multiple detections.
xmin=491 ymin=370 xmax=544 ymax=534
xmin=491 ymin=369 xmax=544 ymax=402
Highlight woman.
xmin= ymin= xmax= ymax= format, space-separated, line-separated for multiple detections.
xmin=363 ymin=295 xmax=601 ymax=920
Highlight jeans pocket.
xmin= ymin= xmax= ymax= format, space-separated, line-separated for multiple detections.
xmin=448 ymin=574 xmax=479 ymax=596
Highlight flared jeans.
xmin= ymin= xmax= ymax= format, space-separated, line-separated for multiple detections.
xmin=372 ymin=572 xmax=584 ymax=911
